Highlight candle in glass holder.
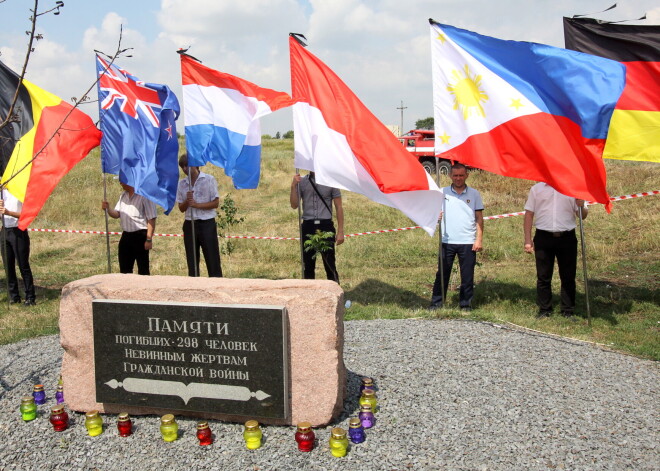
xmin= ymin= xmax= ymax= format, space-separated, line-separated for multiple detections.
xmin=294 ymin=421 xmax=315 ymax=452
xmin=117 ymin=412 xmax=133 ymax=437
xmin=55 ymin=384 xmax=64 ymax=404
xmin=359 ymin=403 xmax=375 ymax=429
xmin=49 ymin=405 xmax=69 ymax=432
xmin=20 ymin=396 xmax=37 ymax=422
xmin=359 ymin=377 xmax=374 ymax=392
xmin=85 ymin=410 xmax=104 ymax=437
xmin=329 ymin=427 xmax=349 ymax=457
xmin=243 ymin=420 xmax=262 ymax=449
xmin=160 ymin=414 xmax=178 ymax=442
xmin=348 ymin=417 xmax=366 ymax=443
xmin=359 ymin=388 xmax=378 ymax=413
xmin=197 ymin=421 xmax=213 ymax=446
xmin=32 ymin=384 xmax=46 ymax=405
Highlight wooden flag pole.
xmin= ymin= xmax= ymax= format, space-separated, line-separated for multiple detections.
xmin=435 ymin=156 xmax=444 ymax=308
xmin=187 ymin=165 xmax=199 ymax=277
xmin=578 ymin=206 xmax=592 ymax=326
xmin=102 ymin=174 xmax=112 ymax=273
xmin=295 ymin=169 xmax=304 ymax=278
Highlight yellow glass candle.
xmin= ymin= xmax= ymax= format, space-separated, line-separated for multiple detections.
xmin=160 ymin=414 xmax=179 ymax=442
xmin=85 ymin=410 xmax=104 ymax=436
xmin=359 ymin=388 xmax=378 ymax=413
xmin=243 ymin=420 xmax=262 ymax=449
xmin=329 ymin=427 xmax=349 ymax=457
xmin=20 ymin=396 xmax=37 ymax=421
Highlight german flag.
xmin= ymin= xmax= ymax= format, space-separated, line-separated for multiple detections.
xmin=564 ymin=17 xmax=660 ymax=163
xmin=0 ymin=60 xmax=102 ymax=229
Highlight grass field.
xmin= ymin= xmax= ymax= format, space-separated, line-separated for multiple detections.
xmin=1 ymin=138 xmax=658 ymax=359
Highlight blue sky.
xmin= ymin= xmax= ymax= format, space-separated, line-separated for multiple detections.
xmin=1 ymin=0 xmax=658 ymax=135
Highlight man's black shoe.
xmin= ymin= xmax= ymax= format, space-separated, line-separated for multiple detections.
xmin=10 ymin=298 xmax=21 ymax=304
xmin=428 ymin=303 xmax=443 ymax=311
xmin=24 ymin=299 xmax=36 ymax=306
xmin=536 ymin=310 xmax=551 ymax=318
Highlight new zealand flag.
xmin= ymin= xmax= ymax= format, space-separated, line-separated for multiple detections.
xmin=96 ymin=55 xmax=180 ymax=213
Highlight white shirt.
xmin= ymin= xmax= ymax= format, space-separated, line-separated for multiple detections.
xmin=524 ymin=183 xmax=581 ymax=232
xmin=176 ymin=172 xmax=219 ymax=221
xmin=114 ymin=192 xmax=157 ymax=232
xmin=1 ymin=189 xmax=21 ymax=228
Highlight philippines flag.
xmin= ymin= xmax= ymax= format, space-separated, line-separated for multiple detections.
xmin=430 ymin=20 xmax=625 ymax=210
xmin=96 ymin=55 xmax=180 ymax=213
xmin=289 ymin=36 xmax=443 ymax=235
xmin=180 ymin=54 xmax=295 ymax=189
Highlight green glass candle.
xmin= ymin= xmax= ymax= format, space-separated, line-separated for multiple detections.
xmin=359 ymin=388 xmax=378 ymax=413
xmin=243 ymin=420 xmax=262 ymax=449
xmin=329 ymin=427 xmax=349 ymax=457
xmin=85 ymin=410 xmax=104 ymax=436
xmin=20 ymin=396 xmax=37 ymax=421
xmin=160 ymin=414 xmax=179 ymax=442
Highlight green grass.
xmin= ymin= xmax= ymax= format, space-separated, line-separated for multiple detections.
xmin=0 ymin=138 xmax=658 ymax=359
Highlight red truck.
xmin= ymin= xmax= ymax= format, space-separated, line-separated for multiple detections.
xmin=398 ymin=129 xmax=452 ymax=175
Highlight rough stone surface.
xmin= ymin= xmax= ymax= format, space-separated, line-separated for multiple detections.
xmin=59 ymin=274 xmax=346 ymax=426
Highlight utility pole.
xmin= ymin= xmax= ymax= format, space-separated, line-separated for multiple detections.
xmin=396 ymin=100 xmax=407 ymax=136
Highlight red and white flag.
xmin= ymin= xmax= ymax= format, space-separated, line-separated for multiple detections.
xmin=289 ymin=37 xmax=442 ymax=235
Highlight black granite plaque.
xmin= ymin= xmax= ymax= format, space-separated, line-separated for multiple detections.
xmin=92 ymin=300 xmax=289 ymax=420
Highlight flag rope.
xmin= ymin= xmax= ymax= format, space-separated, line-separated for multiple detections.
xmin=26 ymin=190 xmax=658 ymax=240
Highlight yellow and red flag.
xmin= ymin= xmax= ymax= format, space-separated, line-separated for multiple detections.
xmin=0 ymin=60 xmax=101 ymax=229
xmin=564 ymin=17 xmax=660 ymax=163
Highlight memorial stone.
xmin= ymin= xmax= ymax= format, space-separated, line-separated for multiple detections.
xmin=60 ymin=274 xmax=345 ymax=426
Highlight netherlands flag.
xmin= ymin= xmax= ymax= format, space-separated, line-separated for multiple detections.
xmin=289 ymin=36 xmax=443 ymax=235
xmin=180 ymin=54 xmax=295 ymax=189
xmin=430 ymin=21 xmax=626 ymax=210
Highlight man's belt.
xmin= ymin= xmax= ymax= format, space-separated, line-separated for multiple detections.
xmin=536 ymin=228 xmax=575 ymax=238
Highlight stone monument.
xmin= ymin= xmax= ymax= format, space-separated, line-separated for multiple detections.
xmin=59 ymin=274 xmax=346 ymax=426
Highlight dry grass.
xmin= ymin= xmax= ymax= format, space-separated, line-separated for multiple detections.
xmin=1 ymin=139 xmax=658 ymax=359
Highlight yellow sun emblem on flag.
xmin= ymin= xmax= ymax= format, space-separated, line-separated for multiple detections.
xmin=447 ymin=65 xmax=488 ymax=119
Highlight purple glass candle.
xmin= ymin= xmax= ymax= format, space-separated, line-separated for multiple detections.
xmin=348 ymin=418 xmax=366 ymax=443
xmin=55 ymin=384 xmax=64 ymax=404
xmin=32 ymin=384 xmax=46 ymax=405
xmin=359 ymin=377 xmax=374 ymax=392
xmin=358 ymin=404 xmax=375 ymax=429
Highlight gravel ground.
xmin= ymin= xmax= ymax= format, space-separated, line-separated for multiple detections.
xmin=0 ymin=319 xmax=658 ymax=471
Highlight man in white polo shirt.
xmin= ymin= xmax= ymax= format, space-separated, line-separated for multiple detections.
xmin=176 ymin=154 xmax=222 ymax=277
xmin=102 ymin=182 xmax=157 ymax=275
xmin=430 ymin=163 xmax=484 ymax=311
xmin=524 ymin=182 xmax=588 ymax=318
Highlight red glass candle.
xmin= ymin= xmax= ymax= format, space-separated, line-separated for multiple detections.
xmin=117 ymin=412 xmax=133 ymax=437
xmin=295 ymin=421 xmax=315 ymax=452
xmin=49 ymin=405 xmax=69 ymax=432
xmin=196 ymin=421 xmax=213 ymax=446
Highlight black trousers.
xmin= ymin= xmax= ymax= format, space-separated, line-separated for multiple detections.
xmin=431 ymin=243 xmax=476 ymax=308
xmin=533 ymin=229 xmax=578 ymax=313
xmin=302 ymin=219 xmax=339 ymax=283
xmin=183 ymin=219 xmax=222 ymax=277
xmin=1 ymin=227 xmax=35 ymax=301
xmin=118 ymin=229 xmax=150 ymax=275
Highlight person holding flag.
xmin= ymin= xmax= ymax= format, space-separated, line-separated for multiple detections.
xmin=176 ymin=153 xmax=222 ymax=277
xmin=429 ymin=163 xmax=483 ymax=311
xmin=524 ymin=183 xmax=588 ymax=318
xmin=0 ymin=188 xmax=36 ymax=305
xmin=290 ymin=171 xmax=344 ymax=283
xmin=101 ymin=182 xmax=157 ymax=275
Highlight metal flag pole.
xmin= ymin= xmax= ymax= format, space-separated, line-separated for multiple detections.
xmin=578 ymin=206 xmax=591 ymax=326
xmin=435 ymin=156 xmax=444 ymax=308
xmin=295 ymin=169 xmax=304 ymax=278
xmin=187 ymin=165 xmax=199 ymax=277
xmin=102 ymin=174 xmax=112 ymax=273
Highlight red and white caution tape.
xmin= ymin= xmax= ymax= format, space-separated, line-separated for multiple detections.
xmin=26 ymin=190 xmax=659 ymax=240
